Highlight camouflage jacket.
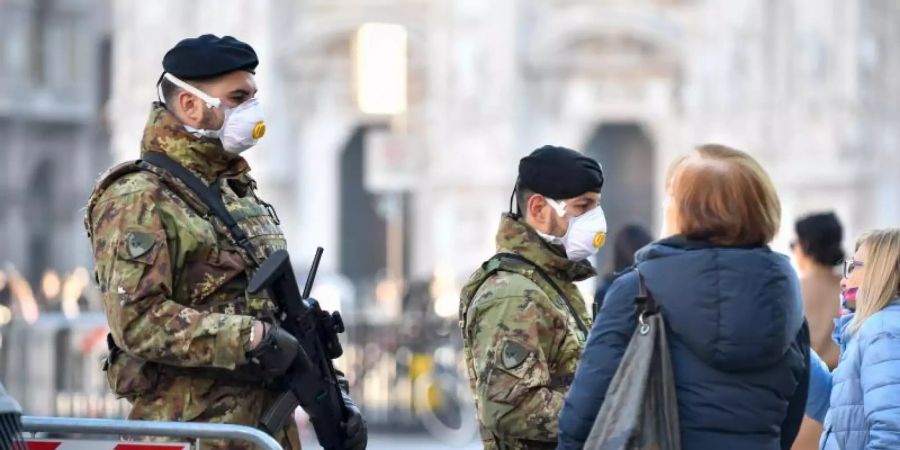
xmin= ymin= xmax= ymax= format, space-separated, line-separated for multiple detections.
xmin=459 ymin=213 xmax=595 ymax=450
xmin=84 ymin=103 xmax=298 ymax=450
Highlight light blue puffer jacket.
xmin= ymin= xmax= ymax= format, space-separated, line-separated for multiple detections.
xmin=806 ymin=348 xmax=832 ymax=424
xmin=820 ymin=300 xmax=900 ymax=449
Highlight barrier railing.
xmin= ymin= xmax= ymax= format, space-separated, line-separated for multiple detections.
xmin=21 ymin=416 xmax=282 ymax=450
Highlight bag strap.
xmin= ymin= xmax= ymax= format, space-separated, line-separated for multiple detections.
xmin=634 ymin=268 xmax=659 ymax=334
xmin=142 ymin=151 xmax=260 ymax=266
xmin=494 ymin=252 xmax=589 ymax=336
xmin=633 ymin=268 xmax=659 ymax=312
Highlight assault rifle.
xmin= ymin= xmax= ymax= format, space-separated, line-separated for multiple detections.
xmin=248 ymin=247 xmax=349 ymax=449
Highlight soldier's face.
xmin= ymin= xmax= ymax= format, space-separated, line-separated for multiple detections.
xmin=529 ymin=192 xmax=600 ymax=237
xmin=551 ymin=192 xmax=601 ymax=236
xmin=180 ymin=71 xmax=258 ymax=130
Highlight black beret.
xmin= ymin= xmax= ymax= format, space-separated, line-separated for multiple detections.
xmin=162 ymin=34 xmax=258 ymax=80
xmin=518 ymin=145 xmax=604 ymax=199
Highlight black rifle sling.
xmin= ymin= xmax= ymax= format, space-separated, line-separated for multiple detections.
xmin=141 ymin=151 xmax=260 ymax=267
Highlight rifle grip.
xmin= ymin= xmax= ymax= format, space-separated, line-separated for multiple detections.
xmin=259 ymin=391 xmax=301 ymax=435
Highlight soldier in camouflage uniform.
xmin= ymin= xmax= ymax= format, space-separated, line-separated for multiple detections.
xmin=460 ymin=146 xmax=606 ymax=450
xmin=85 ymin=35 xmax=365 ymax=450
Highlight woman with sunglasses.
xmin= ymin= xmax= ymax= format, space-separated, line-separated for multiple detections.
xmin=805 ymin=229 xmax=900 ymax=449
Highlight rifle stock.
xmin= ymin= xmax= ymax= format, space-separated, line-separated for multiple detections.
xmin=249 ymin=248 xmax=349 ymax=449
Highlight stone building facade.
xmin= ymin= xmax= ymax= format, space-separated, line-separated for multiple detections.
xmin=108 ymin=0 xmax=900 ymax=297
xmin=0 ymin=0 xmax=112 ymax=285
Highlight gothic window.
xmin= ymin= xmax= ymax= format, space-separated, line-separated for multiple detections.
xmin=23 ymin=0 xmax=84 ymax=92
xmin=28 ymin=0 xmax=50 ymax=86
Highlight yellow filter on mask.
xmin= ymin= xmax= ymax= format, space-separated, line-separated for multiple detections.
xmin=252 ymin=121 xmax=266 ymax=139
xmin=593 ymin=231 xmax=607 ymax=249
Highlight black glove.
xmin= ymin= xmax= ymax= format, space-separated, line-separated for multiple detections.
xmin=338 ymin=375 xmax=367 ymax=450
xmin=248 ymin=323 xmax=301 ymax=378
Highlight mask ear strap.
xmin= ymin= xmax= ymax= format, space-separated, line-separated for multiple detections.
xmin=545 ymin=198 xmax=567 ymax=217
xmin=163 ymin=73 xmax=221 ymax=109
xmin=508 ymin=177 xmax=520 ymax=217
xmin=155 ymin=72 xmax=166 ymax=104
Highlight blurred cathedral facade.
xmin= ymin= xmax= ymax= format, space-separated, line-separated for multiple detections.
xmin=3 ymin=0 xmax=899 ymax=299
xmin=0 ymin=0 xmax=112 ymax=284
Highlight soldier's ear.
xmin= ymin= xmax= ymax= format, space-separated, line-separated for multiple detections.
xmin=177 ymin=91 xmax=204 ymax=127
xmin=526 ymin=194 xmax=550 ymax=228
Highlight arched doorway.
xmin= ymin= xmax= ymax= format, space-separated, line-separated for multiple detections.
xmin=584 ymin=123 xmax=656 ymax=274
xmin=338 ymin=125 xmax=415 ymax=284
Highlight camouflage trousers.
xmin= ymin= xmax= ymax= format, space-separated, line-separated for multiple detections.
xmin=480 ymin=428 xmax=556 ymax=450
xmin=126 ymin=375 xmax=301 ymax=450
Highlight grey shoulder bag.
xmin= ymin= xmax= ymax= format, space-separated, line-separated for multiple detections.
xmin=584 ymin=269 xmax=681 ymax=450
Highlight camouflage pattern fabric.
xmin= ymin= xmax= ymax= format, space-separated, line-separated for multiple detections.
xmin=85 ymin=103 xmax=298 ymax=450
xmin=460 ymin=213 xmax=595 ymax=450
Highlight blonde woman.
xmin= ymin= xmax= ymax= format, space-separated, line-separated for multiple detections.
xmin=805 ymin=229 xmax=900 ymax=449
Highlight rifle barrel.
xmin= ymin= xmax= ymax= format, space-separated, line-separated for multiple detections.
xmin=302 ymin=247 xmax=324 ymax=299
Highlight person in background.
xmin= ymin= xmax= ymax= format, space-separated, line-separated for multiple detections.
xmin=790 ymin=212 xmax=844 ymax=450
xmin=592 ymin=223 xmax=653 ymax=316
xmin=558 ymin=144 xmax=809 ymax=450
xmin=804 ymin=229 xmax=900 ymax=449
xmin=792 ymin=212 xmax=844 ymax=368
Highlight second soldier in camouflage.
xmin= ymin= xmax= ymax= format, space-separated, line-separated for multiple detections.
xmin=460 ymin=146 xmax=607 ymax=449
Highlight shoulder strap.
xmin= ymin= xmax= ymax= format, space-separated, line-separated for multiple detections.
xmin=633 ymin=268 xmax=658 ymax=314
xmin=85 ymin=159 xmax=219 ymax=237
xmin=494 ymin=252 xmax=589 ymax=335
xmin=86 ymin=161 xmax=136 ymax=237
xmin=141 ymin=152 xmax=260 ymax=266
xmin=633 ymin=268 xmax=662 ymax=335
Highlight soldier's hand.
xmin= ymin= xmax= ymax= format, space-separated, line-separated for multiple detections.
xmin=247 ymin=323 xmax=301 ymax=378
xmin=249 ymin=320 xmax=266 ymax=350
xmin=338 ymin=377 xmax=367 ymax=450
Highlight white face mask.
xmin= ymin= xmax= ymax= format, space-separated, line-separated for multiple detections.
xmin=164 ymin=73 xmax=266 ymax=154
xmin=544 ymin=198 xmax=608 ymax=261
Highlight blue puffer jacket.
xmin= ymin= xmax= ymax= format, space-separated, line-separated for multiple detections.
xmin=821 ymin=301 xmax=900 ymax=450
xmin=558 ymin=236 xmax=809 ymax=450
xmin=806 ymin=348 xmax=833 ymax=424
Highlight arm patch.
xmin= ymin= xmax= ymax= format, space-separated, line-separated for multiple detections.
xmin=126 ymin=231 xmax=156 ymax=259
xmin=501 ymin=339 xmax=532 ymax=370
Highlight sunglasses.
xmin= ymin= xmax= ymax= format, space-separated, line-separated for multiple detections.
xmin=842 ymin=258 xmax=865 ymax=278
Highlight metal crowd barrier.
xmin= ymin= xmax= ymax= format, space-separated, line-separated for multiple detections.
xmin=21 ymin=416 xmax=283 ymax=450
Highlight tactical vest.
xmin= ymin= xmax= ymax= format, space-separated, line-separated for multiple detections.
xmin=85 ymin=158 xmax=287 ymax=394
xmin=85 ymin=159 xmax=286 ymax=272
xmin=459 ymin=253 xmax=589 ymax=450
